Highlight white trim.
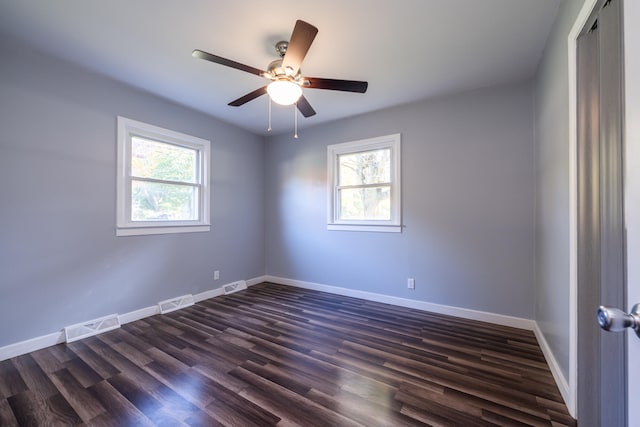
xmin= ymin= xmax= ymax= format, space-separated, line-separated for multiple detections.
xmin=0 ymin=275 xmax=265 ymax=361
xmin=0 ymin=332 xmax=65 ymax=361
xmin=623 ymin=5 xmax=640 ymax=426
xmin=116 ymin=225 xmax=210 ymax=237
xmin=533 ymin=322 xmax=572 ymax=411
xmin=119 ymin=305 xmax=159 ymax=324
xmin=327 ymin=224 xmax=402 ymax=233
xmin=327 ymin=133 xmax=402 ymax=230
xmin=116 ymin=116 xmax=211 ymax=236
xmin=194 ymin=286 xmax=224 ymax=302
xmin=566 ymin=0 xmax=599 ymax=418
xmin=264 ymin=275 xmax=535 ymax=331
xmin=246 ymin=275 xmax=267 ymax=287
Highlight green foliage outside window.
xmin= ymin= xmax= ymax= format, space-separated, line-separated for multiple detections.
xmin=130 ymin=137 xmax=199 ymax=221
xmin=338 ymin=148 xmax=391 ymax=220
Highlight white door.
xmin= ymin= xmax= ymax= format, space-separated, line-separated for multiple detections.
xmin=624 ymin=1 xmax=640 ymax=425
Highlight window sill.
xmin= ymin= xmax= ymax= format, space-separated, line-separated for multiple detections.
xmin=327 ymin=224 xmax=402 ymax=233
xmin=116 ymin=225 xmax=210 ymax=237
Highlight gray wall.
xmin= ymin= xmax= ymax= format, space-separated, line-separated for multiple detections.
xmin=533 ymin=0 xmax=585 ymax=381
xmin=264 ymin=82 xmax=536 ymax=319
xmin=0 ymin=36 xmax=265 ymax=347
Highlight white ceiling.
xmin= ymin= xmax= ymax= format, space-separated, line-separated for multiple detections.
xmin=0 ymin=0 xmax=561 ymax=136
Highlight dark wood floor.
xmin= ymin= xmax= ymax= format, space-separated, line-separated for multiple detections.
xmin=0 ymin=283 xmax=576 ymax=426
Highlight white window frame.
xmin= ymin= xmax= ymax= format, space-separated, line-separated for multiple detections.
xmin=116 ymin=116 xmax=210 ymax=236
xmin=327 ymin=133 xmax=401 ymax=233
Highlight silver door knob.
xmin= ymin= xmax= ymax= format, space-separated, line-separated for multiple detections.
xmin=597 ymin=304 xmax=640 ymax=337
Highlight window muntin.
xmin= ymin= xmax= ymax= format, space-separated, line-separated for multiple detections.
xmin=117 ymin=117 xmax=210 ymax=236
xmin=328 ymin=134 xmax=401 ymax=232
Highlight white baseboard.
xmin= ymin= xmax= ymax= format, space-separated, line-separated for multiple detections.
xmin=264 ymin=275 xmax=536 ymax=331
xmin=246 ymin=275 xmax=267 ymax=287
xmin=533 ymin=323 xmax=573 ymax=416
xmin=193 ymin=287 xmax=224 ymax=303
xmin=119 ymin=305 xmax=160 ymax=324
xmin=0 ymin=331 xmax=66 ymax=361
xmin=193 ymin=276 xmax=265 ymax=302
xmin=0 ymin=275 xmax=265 ymax=361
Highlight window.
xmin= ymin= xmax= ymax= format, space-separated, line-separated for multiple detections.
xmin=116 ymin=116 xmax=210 ymax=236
xmin=327 ymin=133 xmax=401 ymax=232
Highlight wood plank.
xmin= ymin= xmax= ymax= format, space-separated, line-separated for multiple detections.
xmin=0 ymin=398 xmax=19 ymax=426
xmin=0 ymin=359 xmax=28 ymax=399
xmin=7 ymin=389 xmax=82 ymax=426
xmin=87 ymin=380 xmax=154 ymax=426
xmin=306 ymin=387 xmax=417 ymax=427
xmin=107 ymin=372 xmax=184 ymax=425
xmin=11 ymin=354 xmax=58 ymax=400
xmin=64 ymin=356 xmax=104 ymax=388
xmin=49 ymin=368 xmax=106 ymax=421
xmin=66 ymin=340 xmax=120 ymax=380
xmin=148 ymin=382 xmax=210 ymax=424
xmin=30 ymin=347 xmax=67 ymax=374
xmin=231 ymin=366 xmax=362 ymax=427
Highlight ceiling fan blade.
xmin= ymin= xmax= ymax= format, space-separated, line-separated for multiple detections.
xmin=305 ymin=77 xmax=368 ymax=93
xmin=228 ymin=86 xmax=268 ymax=106
xmin=192 ymin=49 xmax=266 ymax=77
xmin=296 ymin=95 xmax=316 ymax=118
xmin=281 ymin=20 xmax=318 ymax=77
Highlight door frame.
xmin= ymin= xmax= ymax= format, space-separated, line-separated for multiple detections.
xmin=622 ymin=3 xmax=640 ymax=425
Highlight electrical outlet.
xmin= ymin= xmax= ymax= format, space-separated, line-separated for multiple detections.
xmin=214 ymin=270 xmax=220 ymax=280
xmin=407 ymin=278 xmax=415 ymax=289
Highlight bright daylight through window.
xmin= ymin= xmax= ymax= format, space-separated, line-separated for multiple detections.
xmin=327 ymin=134 xmax=401 ymax=232
xmin=117 ymin=117 xmax=210 ymax=236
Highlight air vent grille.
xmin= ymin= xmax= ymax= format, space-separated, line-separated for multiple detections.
xmin=158 ymin=294 xmax=194 ymax=314
xmin=223 ymin=280 xmax=248 ymax=295
xmin=64 ymin=314 xmax=121 ymax=343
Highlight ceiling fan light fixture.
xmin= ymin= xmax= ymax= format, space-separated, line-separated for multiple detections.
xmin=267 ymin=80 xmax=302 ymax=105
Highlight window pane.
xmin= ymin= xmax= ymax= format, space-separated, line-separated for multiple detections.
xmin=339 ymin=186 xmax=391 ymax=220
xmin=131 ymin=136 xmax=197 ymax=183
xmin=338 ymin=148 xmax=391 ymax=186
xmin=131 ymin=180 xmax=198 ymax=221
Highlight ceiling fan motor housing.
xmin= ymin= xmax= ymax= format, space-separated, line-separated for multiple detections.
xmin=267 ymin=57 xmax=302 ymax=82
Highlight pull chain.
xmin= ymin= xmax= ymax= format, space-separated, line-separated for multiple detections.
xmin=267 ymin=97 xmax=272 ymax=132
xmin=294 ymin=103 xmax=298 ymax=139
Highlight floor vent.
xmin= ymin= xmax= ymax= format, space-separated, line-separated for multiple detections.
xmin=64 ymin=314 xmax=121 ymax=343
xmin=158 ymin=294 xmax=194 ymax=314
xmin=223 ymin=280 xmax=248 ymax=295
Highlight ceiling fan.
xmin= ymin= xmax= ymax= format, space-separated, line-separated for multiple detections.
xmin=192 ymin=20 xmax=368 ymax=119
